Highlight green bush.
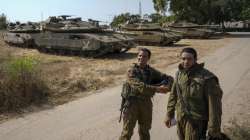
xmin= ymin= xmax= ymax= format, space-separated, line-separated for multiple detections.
xmin=110 ymin=13 xmax=141 ymax=27
xmin=149 ymin=13 xmax=176 ymax=25
xmin=0 ymin=56 xmax=50 ymax=112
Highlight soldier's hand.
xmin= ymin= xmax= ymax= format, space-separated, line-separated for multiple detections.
xmin=208 ymin=131 xmax=222 ymax=140
xmin=164 ymin=117 xmax=172 ymax=128
xmin=156 ymin=85 xmax=169 ymax=94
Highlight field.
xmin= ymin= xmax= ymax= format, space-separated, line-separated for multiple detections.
xmin=0 ymin=34 xmax=231 ymax=105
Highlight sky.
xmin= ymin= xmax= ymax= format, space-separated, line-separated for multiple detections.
xmin=0 ymin=0 xmax=156 ymax=23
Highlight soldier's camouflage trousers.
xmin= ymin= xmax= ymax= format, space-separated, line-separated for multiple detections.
xmin=177 ymin=116 xmax=208 ymax=140
xmin=119 ymin=98 xmax=152 ymax=140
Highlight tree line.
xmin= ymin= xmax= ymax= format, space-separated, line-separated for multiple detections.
xmin=1 ymin=1 xmax=250 ymax=28
xmin=167 ymin=0 xmax=250 ymax=25
xmin=0 ymin=13 xmax=7 ymax=30
xmin=111 ymin=0 xmax=250 ymax=27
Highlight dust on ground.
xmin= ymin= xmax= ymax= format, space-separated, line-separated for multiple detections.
xmin=0 ymin=35 xmax=231 ymax=105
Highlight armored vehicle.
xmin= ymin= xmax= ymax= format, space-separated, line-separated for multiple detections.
xmin=119 ymin=21 xmax=182 ymax=46
xmin=3 ymin=16 xmax=135 ymax=57
xmin=3 ymin=22 xmax=41 ymax=47
xmin=165 ymin=22 xmax=215 ymax=39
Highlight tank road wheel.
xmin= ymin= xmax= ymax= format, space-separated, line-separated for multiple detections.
xmin=113 ymin=48 xmax=122 ymax=53
xmin=69 ymin=50 xmax=74 ymax=56
xmin=20 ymin=41 xmax=26 ymax=48
xmin=86 ymin=51 xmax=95 ymax=57
xmin=145 ymin=42 xmax=151 ymax=46
xmin=91 ymin=51 xmax=104 ymax=58
xmin=37 ymin=46 xmax=47 ymax=53
xmin=136 ymin=41 xmax=142 ymax=46
xmin=141 ymin=41 xmax=146 ymax=46
xmin=165 ymin=41 xmax=174 ymax=46
xmin=91 ymin=51 xmax=106 ymax=58
xmin=53 ymin=49 xmax=59 ymax=55
xmin=141 ymin=41 xmax=147 ymax=46
xmin=58 ymin=50 xmax=65 ymax=56
xmin=47 ymin=48 xmax=54 ymax=55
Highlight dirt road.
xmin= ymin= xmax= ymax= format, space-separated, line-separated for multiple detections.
xmin=0 ymin=33 xmax=249 ymax=140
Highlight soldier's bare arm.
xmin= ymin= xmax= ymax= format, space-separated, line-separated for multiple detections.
xmin=155 ymin=85 xmax=170 ymax=94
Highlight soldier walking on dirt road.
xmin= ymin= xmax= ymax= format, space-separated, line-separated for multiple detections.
xmin=165 ymin=47 xmax=224 ymax=140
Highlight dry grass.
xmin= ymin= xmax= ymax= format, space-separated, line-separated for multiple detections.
xmin=0 ymin=56 xmax=50 ymax=112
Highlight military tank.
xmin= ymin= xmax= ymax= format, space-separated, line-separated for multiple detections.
xmin=119 ymin=21 xmax=182 ymax=46
xmin=3 ymin=22 xmax=41 ymax=48
xmin=165 ymin=22 xmax=215 ymax=39
xmin=3 ymin=15 xmax=135 ymax=57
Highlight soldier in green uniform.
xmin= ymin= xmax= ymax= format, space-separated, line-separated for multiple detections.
xmin=165 ymin=47 xmax=223 ymax=140
xmin=119 ymin=48 xmax=173 ymax=140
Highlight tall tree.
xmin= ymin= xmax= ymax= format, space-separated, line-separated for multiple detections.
xmin=110 ymin=13 xmax=130 ymax=27
xmin=110 ymin=13 xmax=140 ymax=27
xmin=148 ymin=13 xmax=176 ymax=24
xmin=153 ymin=0 xmax=168 ymax=16
xmin=167 ymin=0 xmax=247 ymax=25
xmin=241 ymin=0 xmax=250 ymax=20
xmin=0 ymin=13 xmax=7 ymax=30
